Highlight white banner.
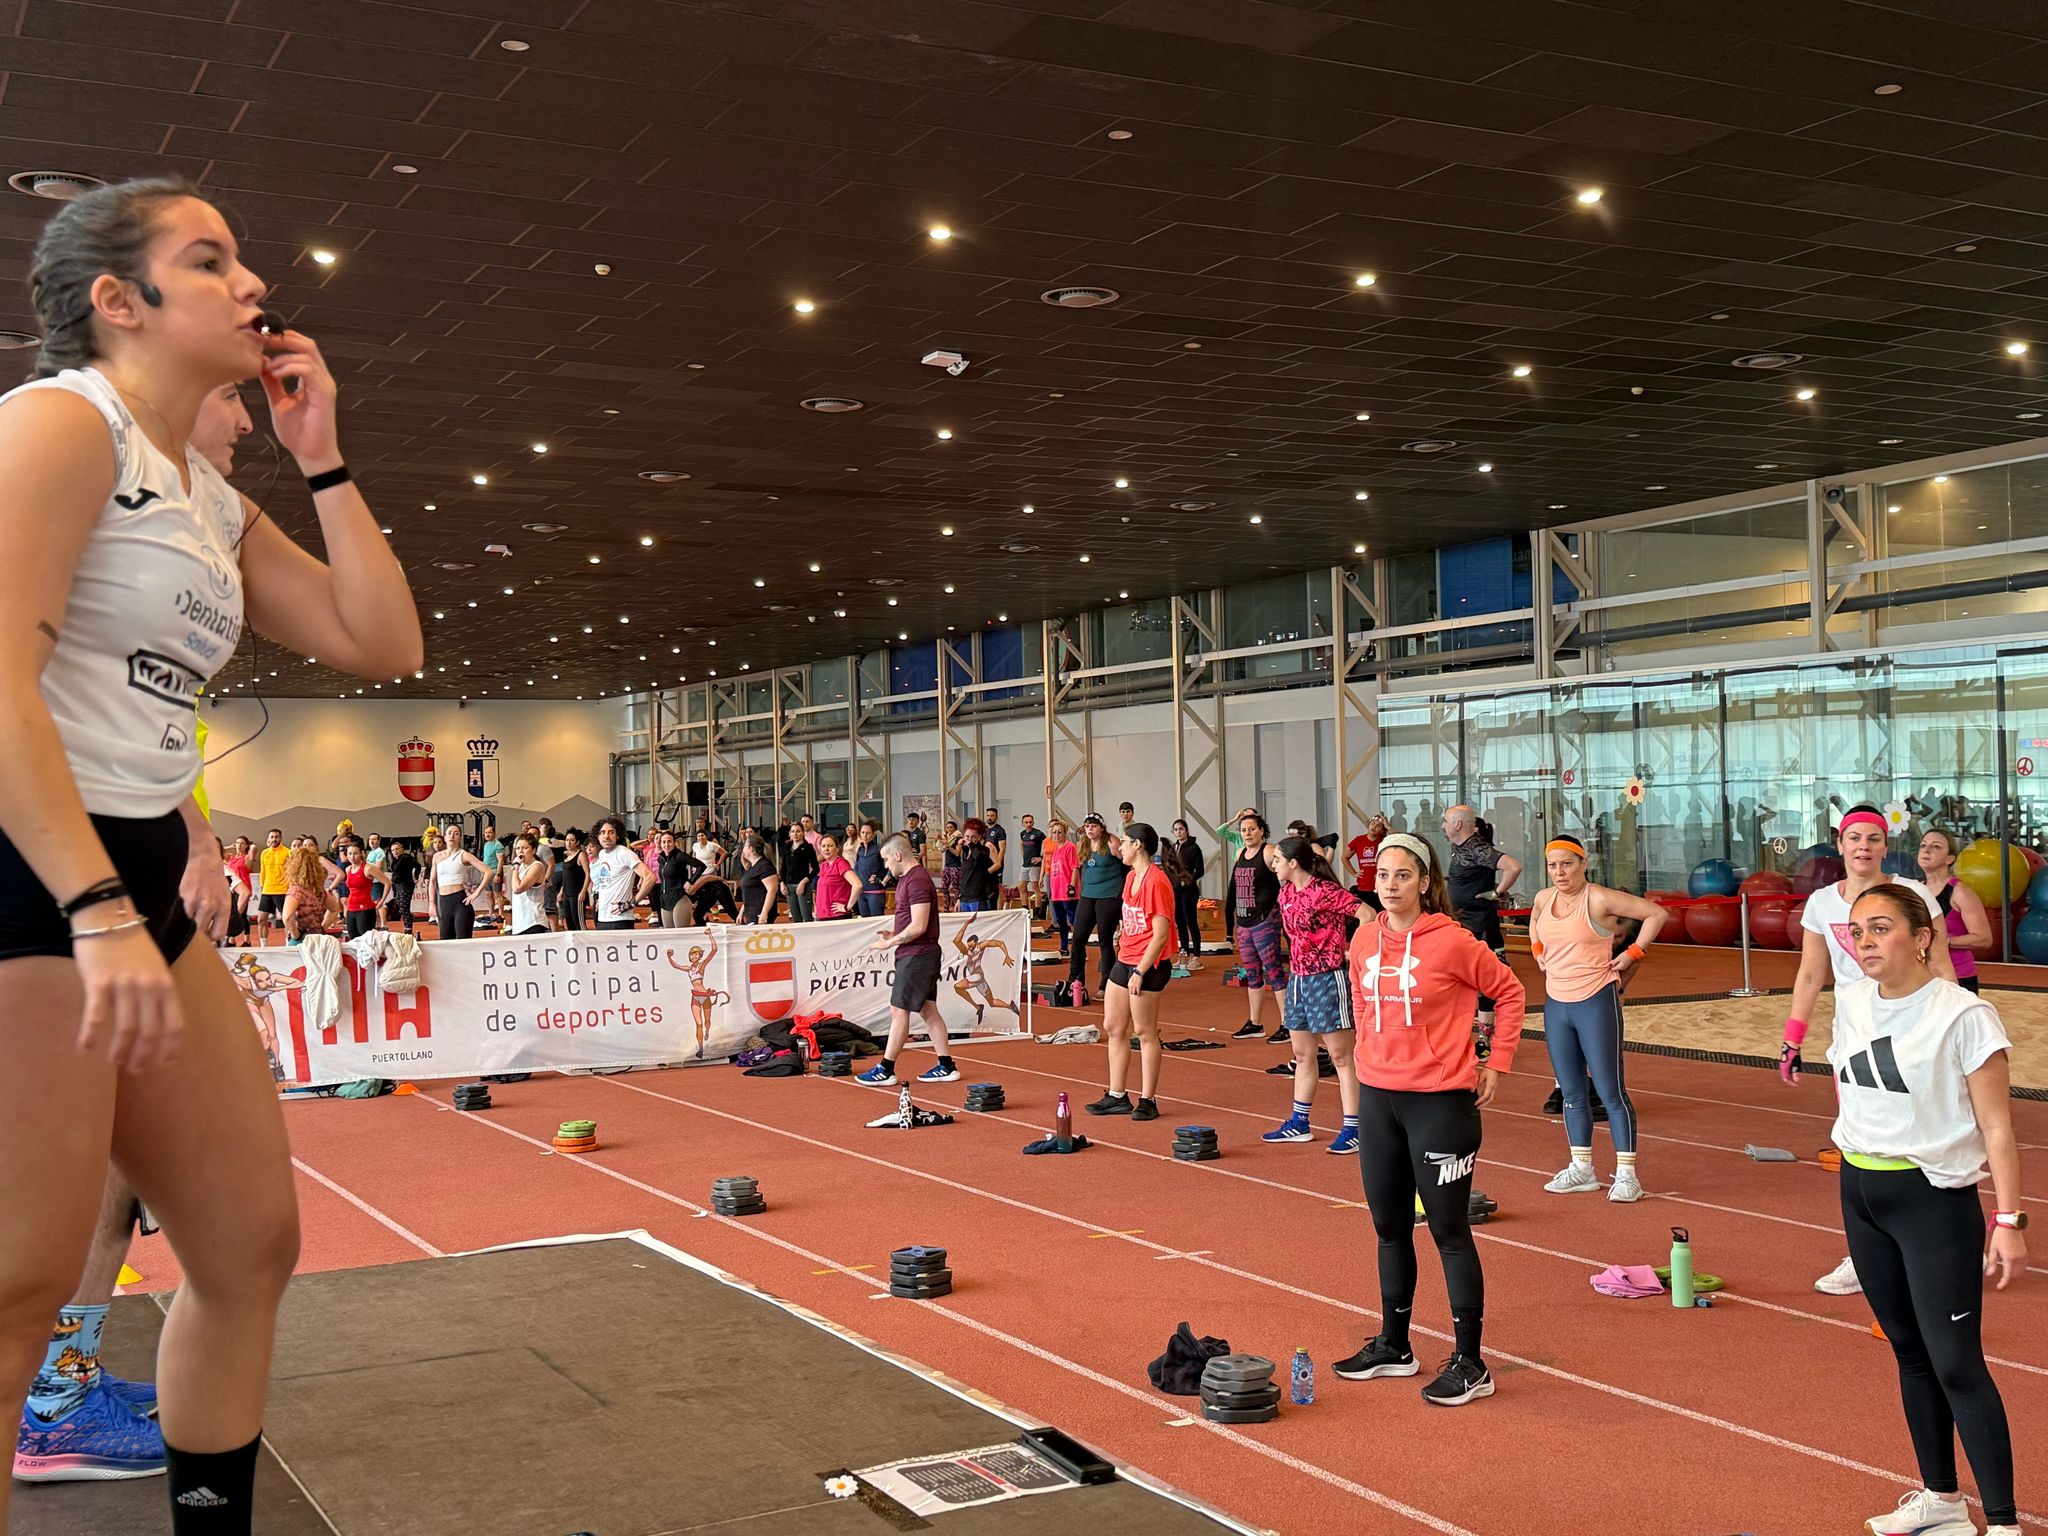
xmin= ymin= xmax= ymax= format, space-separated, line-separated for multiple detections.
xmin=226 ymin=912 xmax=1032 ymax=1087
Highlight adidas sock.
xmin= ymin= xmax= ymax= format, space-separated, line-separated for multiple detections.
xmin=27 ymin=1303 xmax=106 ymax=1421
xmin=1569 ymin=1146 xmax=1594 ymax=1167
xmin=1615 ymin=1151 xmax=1637 ymax=1170
xmin=1291 ymin=1101 xmax=1312 ymax=1124
xmin=1341 ymin=1113 xmax=1359 ymax=1130
xmin=167 ymin=1432 xmax=262 ymax=1534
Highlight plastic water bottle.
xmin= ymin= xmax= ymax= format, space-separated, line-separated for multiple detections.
xmin=898 ymin=1083 xmax=914 ymax=1129
xmin=1670 ymin=1227 xmax=1694 ymax=1309
xmin=1290 ymin=1347 xmax=1314 ymax=1405
xmin=1055 ymin=1091 xmax=1073 ymax=1150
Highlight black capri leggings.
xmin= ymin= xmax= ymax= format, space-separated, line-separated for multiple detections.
xmin=1841 ymin=1162 xmax=2015 ymax=1525
xmin=695 ymin=880 xmax=739 ymax=922
xmin=1356 ymin=1084 xmax=1486 ymax=1362
xmin=435 ymin=890 xmax=474 ymax=941
xmin=1173 ymin=883 xmax=1201 ymax=956
xmin=1066 ymin=895 xmax=1119 ymax=991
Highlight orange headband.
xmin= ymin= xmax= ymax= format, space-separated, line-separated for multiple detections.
xmin=1545 ymin=840 xmax=1585 ymax=859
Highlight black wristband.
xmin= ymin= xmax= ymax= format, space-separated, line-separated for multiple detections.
xmin=60 ymin=877 xmax=131 ymax=920
xmin=305 ymin=464 xmax=351 ymax=493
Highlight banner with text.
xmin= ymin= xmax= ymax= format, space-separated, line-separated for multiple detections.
xmin=226 ymin=912 xmax=1032 ymax=1087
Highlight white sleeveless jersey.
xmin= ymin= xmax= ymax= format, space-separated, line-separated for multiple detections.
xmin=3 ymin=368 xmax=244 ymax=817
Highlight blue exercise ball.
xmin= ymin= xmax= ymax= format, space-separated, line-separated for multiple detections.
xmin=1688 ymin=858 xmax=1739 ymax=898
xmin=2027 ymin=865 xmax=2048 ymax=912
xmin=1882 ymin=851 xmax=1919 ymax=877
xmin=2017 ymin=908 xmax=2048 ymax=965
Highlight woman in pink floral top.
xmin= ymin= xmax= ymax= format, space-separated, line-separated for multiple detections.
xmin=1263 ymin=835 xmax=1372 ymax=1154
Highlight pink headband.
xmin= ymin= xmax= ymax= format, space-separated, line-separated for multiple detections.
xmin=1838 ymin=811 xmax=1888 ymax=836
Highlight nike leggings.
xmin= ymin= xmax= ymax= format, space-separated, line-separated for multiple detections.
xmin=1542 ymin=983 xmax=1636 ymax=1153
xmin=1356 ymin=1084 xmax=1485 ymax=1361
xmin=1840 ymin=1162 xmax=2015 ymax=1524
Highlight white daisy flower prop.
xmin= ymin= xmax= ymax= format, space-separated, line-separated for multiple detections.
xmin=824 ymin=1475 xmax=859 ymax=1500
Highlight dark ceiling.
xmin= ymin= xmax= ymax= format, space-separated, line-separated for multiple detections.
xmin=5 ymin=0 xmax=2048 ymax=699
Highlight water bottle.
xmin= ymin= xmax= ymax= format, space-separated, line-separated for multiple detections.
xmin=898 ymin=1083 xmax=914 ymax=1129
xmin=1055 ymin=1091 xmax=1073 ymax=1150
xmin=1669 ymin=1226 xmax=1694 ymax=1309
xmin=1290 ymin=1347 xmax=1314 ymax=1405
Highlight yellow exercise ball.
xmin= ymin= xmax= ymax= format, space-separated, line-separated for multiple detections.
xmin=1957 ymin=838 xmax=2030 ymax=908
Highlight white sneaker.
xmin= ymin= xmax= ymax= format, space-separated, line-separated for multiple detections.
xmin=1984 ymin=1526 xmax=2021 ymax=1536
xmin=1863 ymin=1487 xmax=1972 ymax=1535
xmin=1544 ymin=1161 xmax=1599 ymax=1193
xmin=1607 ymin=1167 xmax=1643 ymax=1203
xmin=1815 ymin=1255 xmax=1863 ymax=1295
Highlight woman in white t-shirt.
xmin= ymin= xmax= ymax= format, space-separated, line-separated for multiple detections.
xmin=1827 ymin=882 xmax=2023 ymax=1536
xmin=589 ymin=816 xmax=653 ymax=931
xmin=1780 ymin=805 xmax=1955 ymax=1296
xmin=502 ymin=834 xmax=548 ymax=938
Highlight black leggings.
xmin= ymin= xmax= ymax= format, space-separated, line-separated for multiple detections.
xmin=344 ymin=910 xmax=377 ymax=939
xmin=1066 ymin=895 xmax=1119 ymax=990
xmin=1840 ymin=1163 xmax=2015 ymax=1524
xmin=389 ymin=881 xmax=414 ymax=930
xmin=1356 ymin=1085 xmax=1486 ymax=1361
xmin=435 ymin=891 xmax=474 ymax=940
xmin=1173 ymin=884 xmax=1201 ymax=955
xmin=695 ymin=880 xmax=739 ymax=921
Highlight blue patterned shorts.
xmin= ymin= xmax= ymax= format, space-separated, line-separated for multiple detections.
xmin=1283 ymin=968 xmax=1353 ymax=1034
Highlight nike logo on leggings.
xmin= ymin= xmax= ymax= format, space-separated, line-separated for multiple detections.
xmin=1951 ymin=1311 xmax=1972 ymax=1322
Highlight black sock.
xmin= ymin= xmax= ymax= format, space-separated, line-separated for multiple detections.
xmin=1381 ymin=1307 xmax=1411 ymax=1354
xmin=937 ymin=1055 xmax=954 ymax=1071
xmin=882 ymin=1057 xmax=896 ymax=1071
xmin=1451 ymin=1308 xmax=1483 ymax=1364
xmin=167 ymin=1432 xmax=262 ymax=1534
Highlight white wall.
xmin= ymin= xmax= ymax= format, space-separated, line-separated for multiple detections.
xmin=197 ymin=697 xmax=614 ymax=844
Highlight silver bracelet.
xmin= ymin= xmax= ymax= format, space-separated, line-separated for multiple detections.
xmin=71 ymin=915 xmax=148 ymax=940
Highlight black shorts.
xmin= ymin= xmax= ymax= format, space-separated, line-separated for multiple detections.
xmin=255 ymin=891 xmax=285 ymax=916
xmin=892 ymin=948 xmax=941 ymax=1011
xmin=0 ymin=810 xmax=198 ymax=965
xmin=1108 ymin=957 xmax=1171 ymax=993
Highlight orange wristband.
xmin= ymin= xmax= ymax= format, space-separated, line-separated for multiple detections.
xmin=1626 ymin=943 xmax=1646 ymax=962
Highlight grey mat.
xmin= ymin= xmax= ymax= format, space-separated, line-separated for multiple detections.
xmin=21 ymin=1237 xmax=1237 ymax=1535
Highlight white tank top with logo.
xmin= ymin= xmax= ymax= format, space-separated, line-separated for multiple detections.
xmin=2 ymin=367 xmax=244 ymax=818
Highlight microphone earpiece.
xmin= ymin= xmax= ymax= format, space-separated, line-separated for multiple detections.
xmin=134 ymin=280 xmax=163 ymax=307
xmin=257 ymin=310 xmax=288 ymax=336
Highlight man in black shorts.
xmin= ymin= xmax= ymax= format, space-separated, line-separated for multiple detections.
xmin=858 ymin=834 xmax=956 ymax=1085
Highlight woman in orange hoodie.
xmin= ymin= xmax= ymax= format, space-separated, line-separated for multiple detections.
xmin=1334 ymin=832 xmax=1524 ymax=1408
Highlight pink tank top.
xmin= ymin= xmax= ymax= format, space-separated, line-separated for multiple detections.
xmin=1530 ymin=887 xmax=1614 ymax=1003
xmin=1939 ymin=878 xmax=1979 ymax=979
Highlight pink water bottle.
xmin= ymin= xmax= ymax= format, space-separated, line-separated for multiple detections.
xmin=1055 ymin=1091 xmax=1073 ymax=1150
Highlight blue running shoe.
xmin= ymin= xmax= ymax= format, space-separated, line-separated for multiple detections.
xmin=917 ymin=1064 xmax=960 ymax=1083
xmin=856 ymin=1063 xmax=898 ymax=1086
xmin=1326 ymin=1126 xmax=1360 ymax=1156
xmin=15 ymin=1381 xmax=165 ymax=1482
xmin=1262 ymin=1118 xmax=1313 ymax=1143
xmin=102 ymin=1373 xmax=157 ymax=1418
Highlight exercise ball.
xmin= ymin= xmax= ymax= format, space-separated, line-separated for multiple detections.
xmin=1688 ymin=858 xmax=1739 ymax=898
xmin=1881 ymin=851 xmax=1919 ymax=877
xmin=1739 ymin=871 xmax=1793 ymax=900
xmin=1649 ymin=891 xmax=1692 ymax=943
xmin=2022 ymin=846 xmax=2047 ymax=878
xmin=2026 ymin=865 xmax=2048 ymax=912
xmin=1793 ymin=850 xmax=1845 ymax=896
xmin=2016 ymin=907 xmax=2048 ymax=965
xmin=1685 ymin=899 xmax=1742 ymax=947
xmin=1750 ymin=896 xmax=1796 ymax=949
xmin=1958 ymin=838 xmax=2030 ymax=908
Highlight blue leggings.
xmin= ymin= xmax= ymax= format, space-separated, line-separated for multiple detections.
xmin=1542 ymin=984 xmax=1636 ymax=1153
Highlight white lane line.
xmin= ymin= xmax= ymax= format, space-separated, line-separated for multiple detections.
xmin=290 ymin=1156 xmax=444 ymax=1258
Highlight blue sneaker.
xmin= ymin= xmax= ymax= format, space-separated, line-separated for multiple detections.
xmin=15 ymin=1380 xmax=165 ymax=1482
xmin=917 ymin=1064 xmax=960 ymax=1083
xmin=102 ymin=1373 xmax=157 ymax=1418
xmin=1326 ymin=1126 xmax=1360 ymax=1155
xmin=856 ymin=1063 xmax=898 ymax=1086
xmin=1262 ymin=1118 xmax=1313 ymax=1143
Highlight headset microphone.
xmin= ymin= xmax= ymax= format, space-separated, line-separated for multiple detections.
xmin=257 ymin=309 xmax=288 ymax=336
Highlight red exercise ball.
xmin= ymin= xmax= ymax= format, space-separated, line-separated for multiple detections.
xmin=1686 ymin=899 xmax=1743 ymax=947
xmin=1749 ymin=896 xmax=1795 ymax=949
xmin=1649 ymin=891 xmax=1693 ymax=943
xmin=1739 ymin=871 xmax=1794 ymax=900
xmin=1792 ymin=853 xmax=1845 ymax=896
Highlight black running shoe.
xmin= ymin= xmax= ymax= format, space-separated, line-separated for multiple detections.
xmin=1317 ymin=1051 xmax=1338 ymax=1079
xmin=1131 ymin=1097 xmax=1159 ymax=1121
xmin=1084 ymin=1092 xmax=1132 ymax=1116
xmin=1334 ymin=1335 xmax=1419 ymax=1380
xmin=1266 ymin=1025 xmax=1290 ymax=1044
xmin=1590 ymin=1099 xmax=1608 ymax=1123
xmin=1264 ymin=1061 xmax=1294 ymax=1076
xmin=1232 ymin=1021 xmax=1262 ymax=1039
xmin=1542 ymin=1086 xmax=1564 ymax=1114
xmin=1420 ymin=1354 xmax=1494 ymax=1406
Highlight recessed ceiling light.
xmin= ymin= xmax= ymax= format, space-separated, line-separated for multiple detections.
xmin=501 ymin=585 xmax=514 ymax=595
xmin=500 ymin=37 xmax=529 ymax=50
xmin=431 ymin=610 xmax=445 ymax=620
xmin=1976 ymin=523 xmax=1987 ymax=530
xmin=1021 ymin=503 xmax=1035 ymax=514
xmin=550 ymin=635 xmax=559 ymax=642
xmin=809 ymin=561 xmax=822 ymax=572
xmin=1549 ymin=503 xmax=1568 ymax=510
xmin=466 ymin=602 xmax=477 ymax=609
xmin=1182 ymin=340 xmax=1201 ymax=350
xmin=1118 ymin=590 xmax=1130 ymax=599
xmin=588 ymin=554 xmax=601 ymax=564
xmin=1709 ymin=312 xmax=1730 ymax=321
xmin=1353 ymin=542 xmax=1367 ymax=555
xmin=309 ymin=248 xmax=338 ymax=266
xmin=583 ymin=625 xmax=594 ymax=634
xmin=1354 ymin=411 xmax=1371 ymax=422
xmin=2005 ymin=341 xmax=2030 ymax=357
xmin=1934 ymin=474 xmax=1949 ymax=484
xmin=1755 ymin=462 xmax=1779 ymax=469
xmin=1646 ymin=484 xmax=1668 ymax=491
xmin=801 ymin=396 xmax=864 ymax=413
xmin=8 ymin=170 xmax=105 ymax=200
xmin=424 ymin=503 xmax=437 ymax=511
xmin=1477 ymin=462 xmax=1493 ymax=474
xmin=1511 ymin=365 xmax=1532 ymax=378
xmin=943 ymin=583 xmax=956 ymax=593
xmin=1888 ymin=504 xmax=1902 ymax=513
xmin=1733 ymin=352 xmax=1803 ymax=370
xmin=638 ymin=470 xmax=690 ymax=483
xmin=997 ymin=613 xmax=1008 ymax=622
xmin=940 ymin=525 xmax=955 ymax=536
xmin=1352 ymin=273 xmax=1376 ymax=288
xmin=2019 ymin=412 xmax=2042 ymax=420
xmin=531 ymin=442 xmax=547 ymax=453
xmin=391 ymin=163 xmax=418 ymax=175
xmin=1078 ymin=553 xmax=1091 ymax=563
xmin=1880 ymin=437 xmax=1904 ymax=445
xmin=618 ymin=615 xmax=630 ymax=623
xmin=379 ymin=525 xmax=392 ymax=534
xmin=928 ymin=224 xmax=952 ymax=241
xmin=1113 ymin=477 xmax=1129 ymax=489
xmin=471 ymin=474 xmax=488 ymax=486
xmin=639 ymin=535 xmax=654 ymax=546
xmin=754 ymin=578 xmax=766 ymax=587
xmin=1955 ymin=244 xmax=1978 ymax=253
xmin=708 ymin=638 xmax=717 ymax=646
xmin=835 ymin=608 xmax=847 ymax=617
xmin=1107 ymin=129 xmax=1133 ymax=140
xmin=793 ymin=299 xmax=816 ymax=315
xmin=887 ymin=597 xmax=898 ymax=606
xmin=1041 ymin=286 xmax=1119 ymax=308
xmin=1353 ymin=490 xmax=1369 ymax=502
xmin=1248 ymin=514 xmax=1263 ymax=524
xmin=1403 ymin=439 xmax=1460 ymax=454
xmin=935 ymin=429 xmax=953 ymax=441
xmin=1873 ymin=82 xmax=1902 ymax=95
xmin=1795 ymin=387 xmax=1817 ymax=401
xmin=1575 ymin=187 xmax=1603 ymax=205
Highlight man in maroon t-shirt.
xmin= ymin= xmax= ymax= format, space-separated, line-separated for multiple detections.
xmin=858 ymin=833 xmax=956 ymax=1086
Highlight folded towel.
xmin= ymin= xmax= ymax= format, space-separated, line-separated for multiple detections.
xmin=1590 ymin=1264 xmax=1666 ymax=1298
xmin=1022 ymin=1135 xmax=1092 ymax=1154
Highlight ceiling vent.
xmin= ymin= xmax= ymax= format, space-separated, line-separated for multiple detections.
xmin=1732 ymin=352 xmax=1803 ymax=370
xmin=1041 ymin=286 xmax=1120 ymax=308
xmin=1171 ymin=500 xmax=1214 ymax=512
xmin=7 ymin=170 xmax=104 ymax=201
xmin=521 ymin=521 xmax=567 ymax=533
xmin=637 ymin=470 xmax=691 ymax=483
xmin=435 ymin=561 xmax=475 ymax=572
xmin=1401 ymin=439 xmax=1460 ymax=454
xmin=0 ymin=330 xmax=38 ymax=350
xmin=867 ymin=577 xmax=906 ymax=587
xmin=1000 ymin=542 xmax=1040 ymax=553
xmin=801 ymin=397 xmax=865 ymax=412
xmin=765 ymin=603 xmax=795 ymax=612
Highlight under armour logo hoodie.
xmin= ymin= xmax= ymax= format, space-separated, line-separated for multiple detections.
xmin=1346 ymin=912 xmax=1525 ymax=1093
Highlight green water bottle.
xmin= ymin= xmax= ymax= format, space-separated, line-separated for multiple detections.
xmin=1669 ymin=1227 xmax=1694 ymax=1309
